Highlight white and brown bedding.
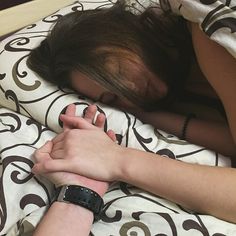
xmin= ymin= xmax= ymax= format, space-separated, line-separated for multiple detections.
xmin=0 ymin=0 xmax=236 ymax=235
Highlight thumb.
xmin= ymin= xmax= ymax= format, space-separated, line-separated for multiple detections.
xmin=34 ymin=141 xmax=53 ymax=162
xmin=32 ymin=159 xmax=73 ymax=174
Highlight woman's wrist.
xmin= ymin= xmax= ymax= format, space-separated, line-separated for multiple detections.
xmin=136 ymin=110 xmax=190 ymax=138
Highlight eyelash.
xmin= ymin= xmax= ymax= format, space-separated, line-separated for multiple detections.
xmin=98 ymin=92 xmax=118 ymax=105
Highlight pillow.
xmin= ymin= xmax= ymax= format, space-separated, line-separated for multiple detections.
xmin=0 ymin=1 xmax=113 ymax=132
xmin=0 ymin=0 xmax=150 ymax=134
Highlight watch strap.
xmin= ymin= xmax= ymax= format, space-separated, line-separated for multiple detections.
xmin=52 ymin=185 xmax=104 ymax=221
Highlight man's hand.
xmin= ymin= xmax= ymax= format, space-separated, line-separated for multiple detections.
xmin=33 ymin=104 xmax=116 ymax=196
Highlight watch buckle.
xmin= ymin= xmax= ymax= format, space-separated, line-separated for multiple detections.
xmin=57 ymin=185 xmax=69 ymax=202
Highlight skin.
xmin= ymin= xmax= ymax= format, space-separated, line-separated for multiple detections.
xmin=33 ymin=105 xmax=115 ymax=236
xmin=33 ymin=22 xmax=236 ymax=225
xmin=70 ymin=50 xmax=168 ymax=111
xmin=34 ymin=104 xmax=236 ymax=224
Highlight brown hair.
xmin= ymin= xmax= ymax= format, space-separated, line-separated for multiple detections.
xmin=27 ymin=1 xmax=193 ymax=110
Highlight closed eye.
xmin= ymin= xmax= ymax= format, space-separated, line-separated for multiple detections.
xmin=98 ymin=92 xmax=118 ymax=105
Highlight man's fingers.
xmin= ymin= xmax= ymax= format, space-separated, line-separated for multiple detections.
xmin=52 ymin=132 xmax=65 ymax=145
xmin=34 ymin=152 xmax=51 ymax=163
xmin=37 ymin=141 xmax=53 ymax=153
xmin=52 ymin=140 xmax=64 ymax=152
xmin=51 ymin=149 xmax=65 ymax=160
xmin=34 ymin=141 xmax=53 ymax=163
xmin=32 ymin=159 xmax=72 ymax=174
xmin=84 ymin=105 xmax=97 ymax=123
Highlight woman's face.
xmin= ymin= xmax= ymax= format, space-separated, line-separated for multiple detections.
xmin=71 ymin=67 xmax=168 ymax=112
xmin=71 ymin=70 xmax=135 ymax=110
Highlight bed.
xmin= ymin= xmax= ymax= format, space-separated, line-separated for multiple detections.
xmin=0 ymin=0 xmax=236 ymax=235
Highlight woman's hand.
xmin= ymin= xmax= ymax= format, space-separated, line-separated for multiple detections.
xmin=33 ymin=104 xmax=116 ymax=196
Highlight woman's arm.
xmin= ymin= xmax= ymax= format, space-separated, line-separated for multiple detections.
xmin=135 ymin=110 xmax=236 ymax=157
xmin=134 ymin=22 xmax=236 ymax=158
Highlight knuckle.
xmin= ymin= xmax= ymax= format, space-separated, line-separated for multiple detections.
xmin=34 ymin=150 xmax=41 ymax=161
xmin=42 ymin=161 xmax=51 ymax=172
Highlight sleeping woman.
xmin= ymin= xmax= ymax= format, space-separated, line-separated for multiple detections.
xmin=28 ymin=1 xmax=236 ymax=235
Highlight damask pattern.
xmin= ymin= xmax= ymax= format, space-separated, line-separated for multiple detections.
xmin=160 ymin=0 xmax=236 ymax=58
xmin=0 ymin=0 xmax=236 ymax=235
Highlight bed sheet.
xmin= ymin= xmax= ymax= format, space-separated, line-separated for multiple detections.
xmin=0 ymin=107 xmax=236 ymax=236
xmin=0 ymin=0 xmax=236 ymax=235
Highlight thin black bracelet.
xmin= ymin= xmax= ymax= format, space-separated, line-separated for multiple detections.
xmin=181 ymin=113 xmax=196 ymax=140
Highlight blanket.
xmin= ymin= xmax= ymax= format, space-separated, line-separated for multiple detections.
xmin=0 ymin=107 xmax=235 ymax=235
xmin=0 ymin=0 xmax=236 ymax=235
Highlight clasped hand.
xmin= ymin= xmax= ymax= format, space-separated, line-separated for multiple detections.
xmin=32 ymin=104 xmax=122 ymax=196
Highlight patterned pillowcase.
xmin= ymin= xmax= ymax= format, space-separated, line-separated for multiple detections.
xmin=0 ymin=1 xmax=117 ymax=132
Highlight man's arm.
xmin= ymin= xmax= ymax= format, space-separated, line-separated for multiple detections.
xmin=33 ymin=104 xmax=109 ymax=236
xmin=33 ymin=202 xmax=94 ymax=236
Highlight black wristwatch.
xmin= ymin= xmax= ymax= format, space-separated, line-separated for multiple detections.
xmin=51 ymin=185 xmax=104 ymax=221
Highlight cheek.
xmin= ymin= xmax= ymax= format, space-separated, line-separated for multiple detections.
xmin=114 ymin=98 xmax=139 ymax=112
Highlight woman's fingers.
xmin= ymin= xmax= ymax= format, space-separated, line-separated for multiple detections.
xmin=65 ymin=104 xmax=76 ymax=116
xmin=84 ymin=105 xmax=106 ymax=129
xmin=84 ymin=104 xmax=97 ymax=123
xmin=106 ymin=129 xmax=117 ymax=142
xmin=94 ymin=113 xmax=106 ymax=128
xmin=63 ymin=104 xmax=76 ymax=131
xmin=60 ymin=104 xmax=106 ymax=131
